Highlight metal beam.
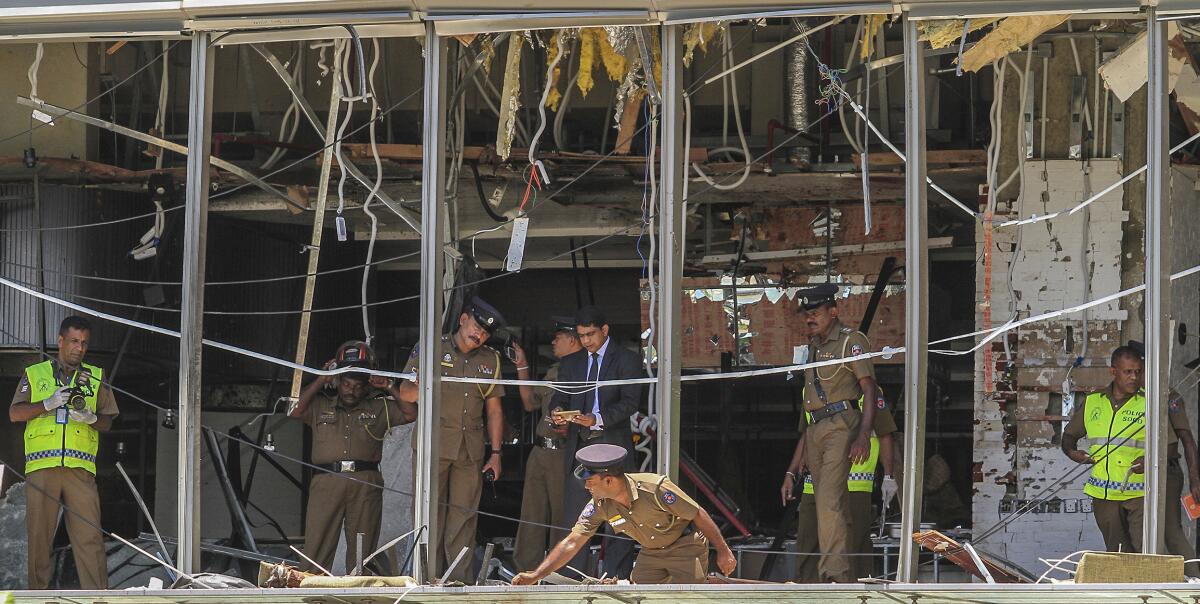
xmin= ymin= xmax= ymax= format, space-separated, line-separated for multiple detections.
xmin=897 ymin=14 xmax=929 ymax=583
xmin=414 ymin=23 xmax=448 ymax=584
xmin=177 ymin=30 xmax=214 ymax=575
xmin=656 ymin=23 xmax=684 ymax=480
xmin=247 ymin=43 xmax=421 ymax=233
xmin=286 ymin=55 xmax=343 ymax=400
xmin=17 ymin=96 xmax=301 ymax=212
xmin=1143 ymin=6 xmax=1172 ymax=555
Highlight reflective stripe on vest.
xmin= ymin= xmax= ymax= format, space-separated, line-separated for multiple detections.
xmin=1081 ymin=390 xmax=1146 ymax=501
xmin=802 ymin=393 xmax=884 ymax=495
xmin=23 ymin=361 xmax=102 ymax=475
xmin=801 ymin=436 xmax=880 ymax=495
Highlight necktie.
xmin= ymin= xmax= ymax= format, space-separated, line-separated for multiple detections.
xmin=587 ymin=352 xmax=600 ymax=412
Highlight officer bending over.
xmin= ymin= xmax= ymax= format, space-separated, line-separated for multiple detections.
xmin=513 ymin=444 xmax=736 ymax=585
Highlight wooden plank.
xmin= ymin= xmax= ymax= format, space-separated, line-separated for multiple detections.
xmin=852 ymin=149 xmax=986 ymax=168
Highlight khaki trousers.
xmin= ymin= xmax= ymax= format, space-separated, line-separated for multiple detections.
xmin=797 ymin=491 xmax=873 ymax=581
xmin=302 ymin=470 xmax=383 ymax=573
xmin=803 ymin=409 xmax=859 ymax=582
xmin=513 ymin=446 xmax=566 ymax=571
xmin=1166 ymin=460 xmax=1200 ymax=576
xmin=435 ymin=447 xmax=483 ymax=582
xmin=1092 ymin=496 xmax=1143 ymax=554
xmin=630 ymin=532 xmax=708 ymax=584
xmin=26 ymin=466 xmax=107 ymax=590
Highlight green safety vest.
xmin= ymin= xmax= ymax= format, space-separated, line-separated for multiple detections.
xmin=1082 ymin=389 xmax=1145 ymax=501
xmin=23 ymin=360 xmax=102 ymax=475
xmin=802 ymin=395 xmax=882 ymax=495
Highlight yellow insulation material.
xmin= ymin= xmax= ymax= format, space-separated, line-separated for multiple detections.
xmin=597 ymin=29 xmax=627 ymax=81
xmin=918 ymin=18 xmax=999 ymax=50
xmin=859 ymin=14 xmax=888 ymax=60
xmin=577 ymin=28 xmax=597 ymax=98
xmin=683 ymin=22 xmax=719 ymax=66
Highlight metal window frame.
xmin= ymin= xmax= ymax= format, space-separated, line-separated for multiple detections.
xmin=414 ymin=21 xmax=449 ymax=583
xmin=657 ymin=23 xmax=685 ymax=480
xmin=177 ymin=30 xmax=214 ymax=575
xmin=428 ymin=10 xmax=656 ymax=35
xmin=897 ymin=12 xmax=928 ymax=583
xmin=1143 ymin=6 xmax=1171 ymax=556
xmin=661 ymin=3 xmax=891 ymax=25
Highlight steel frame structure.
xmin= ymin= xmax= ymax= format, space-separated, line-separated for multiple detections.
xmin=40 ymin=0 xmax=1181 ymax=584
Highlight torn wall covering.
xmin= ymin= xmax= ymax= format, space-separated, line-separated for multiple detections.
xmin=974 ymin=159 xmax=1127 ymax=573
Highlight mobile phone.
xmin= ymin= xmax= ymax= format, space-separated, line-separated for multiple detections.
xmin=505 ymin=344 xmax=518 ymax=363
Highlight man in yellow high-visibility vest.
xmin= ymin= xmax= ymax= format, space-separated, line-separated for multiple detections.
xmin=9 ymin=316 xmax=119 ymax=589
xmin=1062 ymin=344 xmax=1175 ymax=553
xmin=783 ymin=393 xmax=897 ymax=581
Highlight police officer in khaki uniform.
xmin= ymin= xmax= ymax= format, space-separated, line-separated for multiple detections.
xmin=1166 ymin=388 xmax=1200 ymax=576
xmin=784 ymin=392 xmax=897 ymax=581
xmin=512 ymin=444 xmax=737 ymax=585
xmin=289 ymin=341 xmax=411 ymax=573
xmin=797 ymin=284 xmax=878 ymax=583
xmin=511 ymin=317 xmax=582 ymax=571
xmin=10 ymin=316 xmax=118 ymax=589
xmin=399 ymin=297 xmax=507 ymax=582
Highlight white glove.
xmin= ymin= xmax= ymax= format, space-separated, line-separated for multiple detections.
xmin=881 ymin=475 xmax=899 ymax=505
xmin=69 ymin=408 xmax=98 ymax=425
xmin=42 ymin=387 xmax=69 ymax=411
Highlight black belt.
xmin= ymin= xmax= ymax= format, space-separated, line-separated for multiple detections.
xmin=808 ymin=400 xmax=854 ymax=424
xmin=318 ymin=460 xmax=379 ymax=473
xmin=537 ymin=437 xmax=563 ymax=450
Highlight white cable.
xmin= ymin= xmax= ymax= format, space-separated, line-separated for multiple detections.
xmin=155 ymin=41 xmax=170 ymax=170
xmin=842 ymin=97 xmax=979 ymax=218
xmin=261 ymin=43 xmax=303 ymax=171
xmin=0 ymin=276 xmax=420 ymax=381
xmin=552 ymin=38 xmax=580 ymax=152
xmin=334 ymin=40 xmax=354 ymax=221
xmin=993 ymin=55 xmax=1026 ymax=197
xmin=838 ymin=17 xmax=867 ymax=156
xmin=9 ymin=260 xmax=1200 ymax=390
xmin=691 ymin=29 xmax=752 ymax=191
xmin=359 ymin=39 xmax=385 ymax=345
xmin=529 ymin=30 xmax=569 ymax=168
xmin=27 ymin=43 xmax=43 ymax=101
xmin=999 ymin=128 xmax=1200 ymax=227
xmin=984 ymin=59 xmax=1006 ymax=215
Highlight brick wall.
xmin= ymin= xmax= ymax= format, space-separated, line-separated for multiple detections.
xmin=973 ymin=159 xmax=1127 ymax=575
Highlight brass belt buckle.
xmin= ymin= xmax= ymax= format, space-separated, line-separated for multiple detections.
xmin=340 ymin=461 xmax=356 ymax=473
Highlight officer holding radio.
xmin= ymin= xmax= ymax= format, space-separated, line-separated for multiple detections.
xmin=289 ymin=340 xmax=411 ymax=573
xmin=10 ymin=316 xmax=119 ymax=590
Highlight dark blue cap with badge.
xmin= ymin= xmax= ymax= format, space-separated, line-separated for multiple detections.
xmin=552 ymin=315 xmax=577 ymax=335
xmin=465 ymin=296 xmax=506 ymax=334
xmin=799 ymin=282 xmax=840 ymax=311
xmin=573 ymin=443 xmax=628 ymax=480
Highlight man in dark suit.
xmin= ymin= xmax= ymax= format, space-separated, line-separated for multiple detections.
xmin=551 ymin=305 xmax=644 ymax=579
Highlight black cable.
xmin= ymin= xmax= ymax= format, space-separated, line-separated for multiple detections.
xmin=341 ymin=25 xmax=369 ymax=101
xmin=471 ymin=161 xmax=505 ymax=222
xmin=1 ymin=250 xmax=421 ymax=287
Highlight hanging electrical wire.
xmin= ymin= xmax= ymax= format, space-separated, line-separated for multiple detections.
xmin=688 ymin=28 xmax=753 ymax=191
